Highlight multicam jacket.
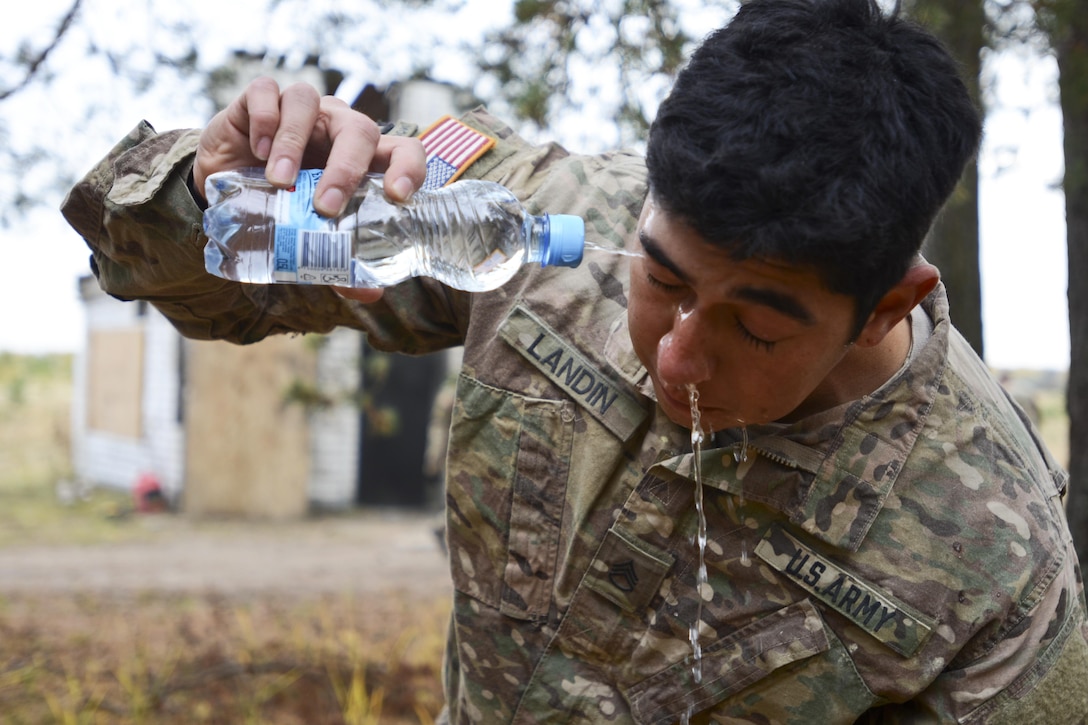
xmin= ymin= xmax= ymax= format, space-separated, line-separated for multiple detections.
xmin=62 ymin=109 xmax=1088 ymax=724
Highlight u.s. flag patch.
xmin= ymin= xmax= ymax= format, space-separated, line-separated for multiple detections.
xmin=419 ymin=116 xmax=497 ymax=190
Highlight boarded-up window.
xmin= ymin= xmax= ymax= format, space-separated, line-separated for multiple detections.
xmin=87 ymin=329 xmax=144 ymax=438
xmin=183 ymin=336 xmax=313 ymax=519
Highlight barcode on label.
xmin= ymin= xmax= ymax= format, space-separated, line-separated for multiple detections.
xmin=299 ymin=229 xmax=352 ymax=285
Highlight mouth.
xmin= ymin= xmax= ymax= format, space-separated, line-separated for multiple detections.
xmin=655 ymin=382 xmax=697 ymax=424
xmin=655 ymin=380 xmax=751 ymax=433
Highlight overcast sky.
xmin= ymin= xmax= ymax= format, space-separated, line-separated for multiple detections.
xmin=1 ymin=0 xmax=1071 ymax=370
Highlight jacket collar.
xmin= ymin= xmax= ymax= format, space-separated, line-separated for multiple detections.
xmin=606 ymin=287 xmax=951 ymax=553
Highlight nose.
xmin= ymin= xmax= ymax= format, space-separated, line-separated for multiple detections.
xmin=656 ymin=308 xmax=713 ymax=388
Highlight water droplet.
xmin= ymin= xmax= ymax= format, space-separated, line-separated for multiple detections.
xmin=733 ymin=425 xmax=749 ymax=463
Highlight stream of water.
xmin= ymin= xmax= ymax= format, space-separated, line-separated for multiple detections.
xmin=683 ymin=389 xmax=750 ymax=723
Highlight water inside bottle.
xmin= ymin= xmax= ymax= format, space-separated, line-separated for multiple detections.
xmin=342 ymin=178 xmax=532 ymax=291
xmin=203 ymin=170 xmax=551 ymax=291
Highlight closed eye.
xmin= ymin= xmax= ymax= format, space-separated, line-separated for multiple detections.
xmin=735 ymin=319 xmax=777 ymax=352
xmin=646 ymin=273 xmax=685 ymax=293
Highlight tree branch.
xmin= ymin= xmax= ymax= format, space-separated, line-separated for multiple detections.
xmin=0 ymin=0 xmax=83 ymax=102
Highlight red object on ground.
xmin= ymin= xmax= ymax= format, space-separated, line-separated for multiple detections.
xmin=133 ymin=472 xmax=168 ymax=513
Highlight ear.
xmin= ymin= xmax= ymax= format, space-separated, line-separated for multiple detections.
xmin=854 ymin=263 xmax=940 ymax=348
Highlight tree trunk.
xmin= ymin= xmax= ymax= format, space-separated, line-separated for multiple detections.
xmin=927 ymin=162 xmax=984 ymax=357
xmin=1044 ymin=0 xmax=1088 ymax=565
xmin=908 ymin=1 xmax=987 ymax=357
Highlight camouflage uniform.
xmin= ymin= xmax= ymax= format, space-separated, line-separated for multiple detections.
xmin=62 ymin=110 xmax=1088 ymax=723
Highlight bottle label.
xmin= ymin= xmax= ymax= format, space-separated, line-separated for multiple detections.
xmin=273 ymin=169 xmax=352 ymax=285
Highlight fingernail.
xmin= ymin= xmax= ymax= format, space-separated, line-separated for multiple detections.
xmin=270 ymin=158 xmax=295 ymax=185
xmin=255 ymin=137 xmax=272 ymax=161
xmin=391 ymin=176 xmax=415 ymax=202
xmin=318 ymin=187 xmax=345 ymax=215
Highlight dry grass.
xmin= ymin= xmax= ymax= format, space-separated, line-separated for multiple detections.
xmin=1035 ymin=386 xmax=1070 ymax=470
xmin=0 ymin=354 xmax=449 ymax=723
xmin=0 ymin=353 xmax=150 ymax=548
xmin=0 ymin=591 xmax=449 ymax=724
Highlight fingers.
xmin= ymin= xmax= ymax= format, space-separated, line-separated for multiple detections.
xmin=374 ymin=136 xmax=428 ymax=203
xmin=193 ymin=77 xmax=285 ymax=200
xmin=310 ymin=95 xmax=382 ymax=216
xmin=263 ymin=82 xmax=322 ymax=186
xmin=332 ymin=286 xmax=385 ymax=304
xmin=311 ymin=99 xmax=427 ymax=215
xmin=240 ymin=76 xmax=286 ymax=162
xmin=195 ymin=77 xmax=428 ymax=215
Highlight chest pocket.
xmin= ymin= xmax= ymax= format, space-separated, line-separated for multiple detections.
xmin=445 ymin=373 xmax=574 ymax=620
xmin=623 ymin=599 xmax=876 ymax=724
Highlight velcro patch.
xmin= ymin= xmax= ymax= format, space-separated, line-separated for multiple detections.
xmin=499 ymin=305 xmax=647 ymax=442
xmin=419 ymin=116 xmax=496 ymax=190
xmin=756 ymin=524 xmax=936 ymax=658
xmin=585 ymin=528 xmax=674 ymax=613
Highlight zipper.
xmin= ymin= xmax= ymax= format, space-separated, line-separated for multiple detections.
xmin=748 ymin=436 xmax=825 ymax=474
xmin=750 ymin=444 xmax=800 ymax=469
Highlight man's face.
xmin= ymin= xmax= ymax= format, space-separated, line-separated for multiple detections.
xmin=627 ymin=196 xmax=860 ymax=432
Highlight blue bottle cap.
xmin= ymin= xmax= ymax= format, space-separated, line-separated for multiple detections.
xmin=543 ymin=214 xmax=585 ymax=268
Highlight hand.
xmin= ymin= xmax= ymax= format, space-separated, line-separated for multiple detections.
xmin=332 ymin=286 xmax=385 ymax=304
xmin=193 ymin=77 xmax=427 ymax=217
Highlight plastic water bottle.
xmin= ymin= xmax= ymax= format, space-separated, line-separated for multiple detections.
xmin=202 ymin=168 xmax=585 ymax=292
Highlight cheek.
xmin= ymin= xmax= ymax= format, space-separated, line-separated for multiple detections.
xmin=626 ymin=288 xmax=669 ymax=362
xmin=706 ymin=350 xmax=826 ymax=423
xmin=739 ymin=352 xmax=839 ymax=420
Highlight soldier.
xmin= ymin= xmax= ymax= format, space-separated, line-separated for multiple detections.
xmin=62 ymin=0 xmax=1088 ymax=721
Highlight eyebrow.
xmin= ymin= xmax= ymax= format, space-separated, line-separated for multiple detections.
xmin=735 ymin=287 xmax=815 ymax=325
xmin=639 ymin=229 xmax=816 ymax=326
xmin=640 ymin=229 xmax=692 ymax=284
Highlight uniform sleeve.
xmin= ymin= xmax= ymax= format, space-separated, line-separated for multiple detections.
xmin=953 ymin=553 xmax=1088 ymax=724
xmin=60 ymin=121 xmax=470 ymax=353
xmin=881 ymin=550 xmax=1088 ymax=724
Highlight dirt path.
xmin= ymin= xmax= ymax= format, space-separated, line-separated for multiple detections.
xmin=0 ymin=509 xmax=452 ymax=599
xmin=0 ymin=508 xmax=454 ymax=723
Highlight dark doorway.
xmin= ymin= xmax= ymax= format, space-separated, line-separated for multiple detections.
xmin=355 ymin=340 xmax=447 ymax=509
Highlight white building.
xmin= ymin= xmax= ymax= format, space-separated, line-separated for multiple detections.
xmin=71 ymin=76 xmax=471 ymax=517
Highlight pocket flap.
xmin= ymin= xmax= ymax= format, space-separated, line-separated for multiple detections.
xmin=625 ymin=599 xmax=829 ymax=725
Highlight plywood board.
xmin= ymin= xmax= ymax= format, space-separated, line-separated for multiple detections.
xmin=86 ymin=329 xmax=144 ymax=438
xmin=183 ymin=336 xmax=315 ymax=519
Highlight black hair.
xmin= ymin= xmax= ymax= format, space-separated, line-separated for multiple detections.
xmin=646 ymin=0 xmax=982 ymax=336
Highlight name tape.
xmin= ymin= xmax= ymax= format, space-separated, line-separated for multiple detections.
xmin=500 ymin=305 xmax=647 ymax=442
xmin=756 ymin=524 xmax=935 ymax=658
